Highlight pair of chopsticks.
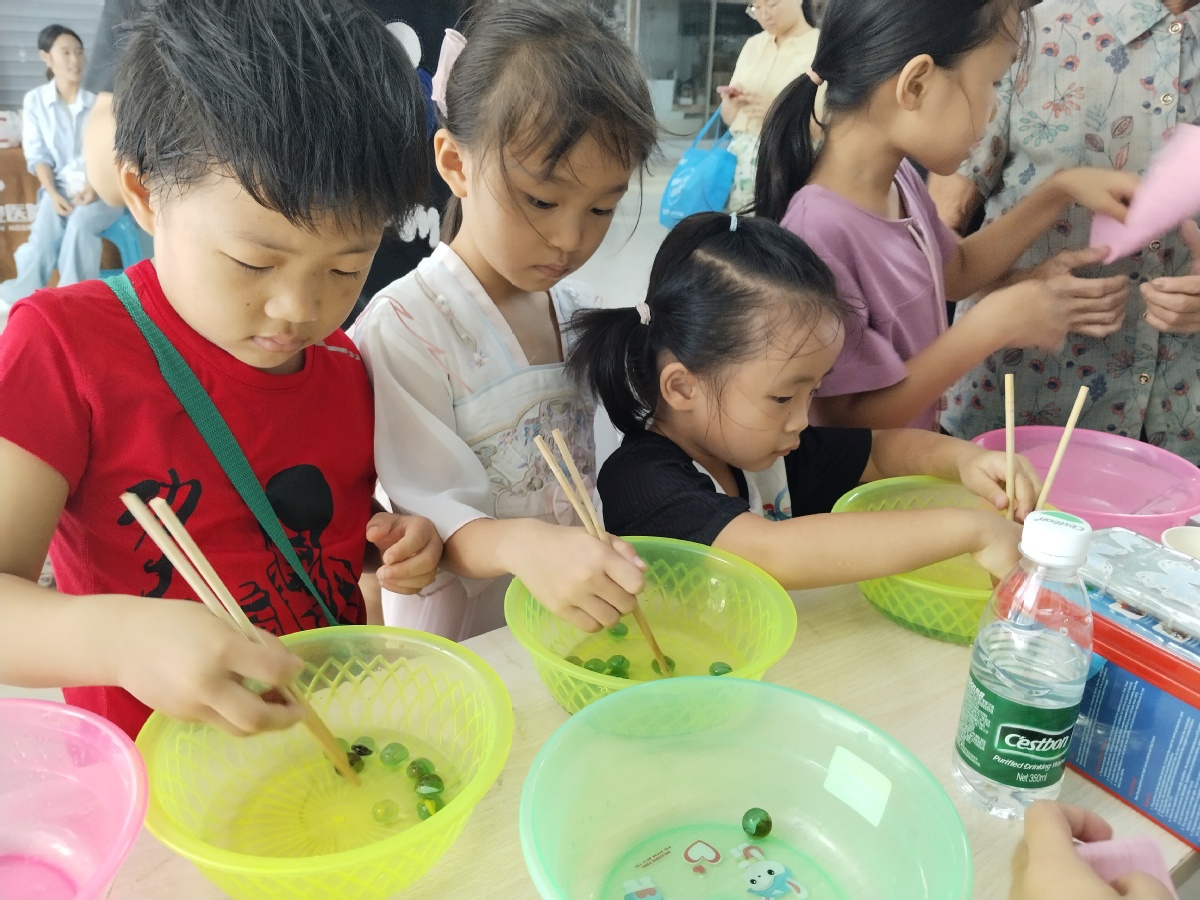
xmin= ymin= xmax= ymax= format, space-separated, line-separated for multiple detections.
xmin=532 ymin=429 xmax=673 ymax=677
xmin=119 ymin=493 xmax=361 ymax=785
xmin=1002 ymin=375 xmax=1089 ymax=516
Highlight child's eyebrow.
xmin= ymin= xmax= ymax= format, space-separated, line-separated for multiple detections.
xmin=233 ymin=233 xmax=377 ymax=256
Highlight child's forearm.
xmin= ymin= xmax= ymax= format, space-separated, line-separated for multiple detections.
xmin=0 ymin=576 xmax=125 ymax=689
xmin=33 ymin=162 xmax=59 ymax=197
xmin=442 ymin=516 xmax=537 ymax=581
xmin=714 ymin=508 xmax=1001 ymax=591
xmin=865 ymin=428 xmax=978 ymax=482
xmin=946 ymin=176 xmax=1070 ymax=299
xmin=812 ymin=309 xmax=1008 ymax=429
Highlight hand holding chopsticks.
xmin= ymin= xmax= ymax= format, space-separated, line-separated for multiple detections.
xmin=119 ymin=492 xmax=361 ymax=785
xmin=533 ymin=430 xmax=673 ymax=677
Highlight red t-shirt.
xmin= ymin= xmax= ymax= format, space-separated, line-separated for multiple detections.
xmin=0 ymin=260 xmax=375 ymax=738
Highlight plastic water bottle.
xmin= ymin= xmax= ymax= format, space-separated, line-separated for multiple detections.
xmin=951 ymin=510 xmax=1093 ymax=819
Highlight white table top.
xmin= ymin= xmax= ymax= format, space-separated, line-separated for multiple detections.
xmin=109 ymin=584 xmax=1198 ymax=899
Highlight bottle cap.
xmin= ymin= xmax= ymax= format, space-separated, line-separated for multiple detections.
xmin=1019 ymin=511 xmax=1092 ymax=568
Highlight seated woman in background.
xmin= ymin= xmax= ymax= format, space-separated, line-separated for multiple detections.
xmin=0 ymin=25 xmax=122 ymax=310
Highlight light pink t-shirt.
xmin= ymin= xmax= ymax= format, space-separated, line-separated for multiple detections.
xmin=780 ymin=159 xmax=959 ymax=430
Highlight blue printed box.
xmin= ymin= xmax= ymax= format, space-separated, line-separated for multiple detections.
xmin=1067 ymin=589 xmax=1200 ymax=852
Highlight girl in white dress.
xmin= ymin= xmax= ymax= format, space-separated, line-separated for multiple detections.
xmin=353 ymin=0 xmax=658 ymax=639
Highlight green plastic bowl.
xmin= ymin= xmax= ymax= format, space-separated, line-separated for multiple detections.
xmin=832 ymin=476 xmax=995 ymax=644
xmin=521 ymin=677 xmax=972 ymax=899
xmin=504 ymin=536 xmax=797 ymax=714
xmin=137 ymin=626 xmax=513 ymax=899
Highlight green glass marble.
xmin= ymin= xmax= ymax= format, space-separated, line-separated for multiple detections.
xmin=606 ymin=655 xmax=630 ymax=671
xmin=607 ymin=621 xmax=629 ymax=638
xmin=565 ymin=655 xmax=584 ymax=667
xmin=650 ymin=656 xmax=677 ymax=676
xmin=709 ymin=661 xmax=733 ymax=676
xmin=339 ymin=751 xmax=364 ymax=775
xmin=380 ymin=742 xmax=409 ymax=767
xmin=371 ymin=799 xmax=399 ymax=824
xmin=742 ymin=807 xmax=772 ymax=839
xmin=415 ymin=773 xmax=445 ymax=796
xmin=336 ymin=737 xmax=351 ymax=753
xmin=406 ymin=757 xmax=435 ymax=781
xmin=607 ymin=667 xmax=629 ymax=679
xmin=583 ymin=658 xmax=607 ymax=673
xmin=351 ymin=736 xmax=376 ymax=756
xmin=416 ymin=796 xmax=444 ymax=820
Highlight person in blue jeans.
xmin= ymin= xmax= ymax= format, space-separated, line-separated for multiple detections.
xmin=0 ymin=25 xmax=122 ymax=309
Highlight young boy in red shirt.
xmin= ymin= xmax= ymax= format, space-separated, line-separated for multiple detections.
xmin=0 ymin=0 xmax=441 ymax=739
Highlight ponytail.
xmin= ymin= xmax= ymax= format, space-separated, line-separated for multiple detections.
xmin=566 ymin=307 xmax=657 ymax=436
xmin=753 ymin=77 xmax=821 ymax=223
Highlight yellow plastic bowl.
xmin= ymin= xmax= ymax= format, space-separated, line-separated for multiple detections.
xmin=505 ymin=536 xmax=797 ymax=714
xmin=136 ymin=626 xmax=513 ymax=899
xmin=832 ymin=477 xmax=994 ymax=644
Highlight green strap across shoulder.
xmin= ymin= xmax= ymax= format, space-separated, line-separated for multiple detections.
xmin=105 ymin=273 xmax=341 ymax=627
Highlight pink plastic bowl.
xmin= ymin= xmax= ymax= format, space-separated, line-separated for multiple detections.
xmin=0 ymin=700 xmax=147 ymax=899
xmin=974 ymin=426 xmax=1200 ymax=539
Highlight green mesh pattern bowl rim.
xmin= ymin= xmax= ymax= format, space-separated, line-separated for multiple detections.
xmin=504 ymin=536 xmax=798 ymax=690
xmin=831 ymin=476 xmax=994 ymax=603
xmin=135 ymin=625 xmax=514 ymax=876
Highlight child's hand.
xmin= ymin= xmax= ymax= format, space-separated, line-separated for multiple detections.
xmin=984 ymin=271 xmax=1127 ymax=352
xmin=966 ymin=510 xmax=1023 ymax=579
xmin=512 ymin=524 xmax=647 ymax=632
xmin=957 ymin=449 xmax=1042 ymax=522
xmin=366 ymin=512 xmax=442 ymax=595
xmin=113 ymin=597 xmax=305 ymax=736
xmin=1052 ymin=168 xmax=1139 ymax=223
xmin=49 ymin=191 xmax=74 ymax=217
xmin=1010 ymin=802 xmax=1174 ymax=900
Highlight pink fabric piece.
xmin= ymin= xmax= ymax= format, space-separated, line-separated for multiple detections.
xmin=1075 ymin=837 xmax=1179 ymax=898
xmin=1090 ymin=124 xmax=1200 ymax=263
xmin=430 ymin=28 xmax=467 ymax=116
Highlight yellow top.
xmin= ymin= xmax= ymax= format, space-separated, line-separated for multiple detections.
xmin=728 ymin=27 xmax=820 ymax=135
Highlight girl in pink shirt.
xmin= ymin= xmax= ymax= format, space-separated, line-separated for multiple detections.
xmin=755 ymin=0 xmax=1137 ymax=430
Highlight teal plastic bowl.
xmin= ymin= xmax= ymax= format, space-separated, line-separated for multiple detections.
xmin=520 ymin=678 xmax=972 ymax=900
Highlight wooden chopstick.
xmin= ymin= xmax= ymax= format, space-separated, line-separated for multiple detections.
xmin=1004 ymin=373 xmax=1016 ymax=521
xmin=1034 ymin=385 xmax=1089 ymax=512
xmin=538 ymin=429 xmax=673 ymax=678
xmin=119 ymin=493 xmax=360 ymax=785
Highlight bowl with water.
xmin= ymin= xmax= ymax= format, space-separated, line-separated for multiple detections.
xmin=136 ymin=626 xmax=513 ymax=899
xmin=521 ymin=677 xmax=973 ymax=899
xmin=974 ymin=425 xmax=1200 ymax=539
xmin=0 ymin=699 xmax=147 ymax=899
xmin=505 ymin=536 xmax=797 ymax=713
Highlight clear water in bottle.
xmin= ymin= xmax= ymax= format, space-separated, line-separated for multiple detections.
xmin=951 ymin=511 xmax=1093 ymax=819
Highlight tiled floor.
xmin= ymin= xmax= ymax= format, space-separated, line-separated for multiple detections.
xmin=3 ymin=143 xmax=1198 ymax=900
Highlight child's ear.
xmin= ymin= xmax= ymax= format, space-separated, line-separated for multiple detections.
xmin=659 ymin=361 xmax=700 ymax=412
xmin=895 ymin=54 xmax=936 ymax=112
xmin=433 ymin=129 xmax=469 ymax=200
xmin=38 ymin=50 xmax=52 ymax=70
xmin=117 ymin=165 xmax=156 ymax=235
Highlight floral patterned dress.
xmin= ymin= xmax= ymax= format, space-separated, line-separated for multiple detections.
xmin=942 ymin=0 xmax=1200 ymax=463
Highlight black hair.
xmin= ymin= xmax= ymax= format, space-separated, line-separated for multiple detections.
xmin=439 ymin=0 xmax=658 ymax=241
xmin=38 ymin=24 xmax=82 ymax=81
xmin=113 ymin=0 xmax=429 ymax=232
xmin=567 ymin=213 xmax=851 ymax=436
xmin=754 ymin=0 xmax=1026 ymax=222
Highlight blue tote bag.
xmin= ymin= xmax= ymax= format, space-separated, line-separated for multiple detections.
xmin=659 ymin=111 xmax=737 ymax=228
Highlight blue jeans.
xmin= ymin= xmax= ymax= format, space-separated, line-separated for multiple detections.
xmin=0 ymin=190 xmax=124 ymax=305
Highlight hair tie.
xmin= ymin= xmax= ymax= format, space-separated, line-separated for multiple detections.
xmin=806 ymin=67 xmax=824 ymax=87
xmin=729 ymin=214 xmax=738 ymax=233
xmin=635 ymin=301 xmax=651 ymax=326
xmin=431 ymin=29 xmax=467 ymax=117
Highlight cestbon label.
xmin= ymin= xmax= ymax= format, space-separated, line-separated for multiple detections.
xmin=955 ymin=673 xmax=1079 ymax=788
